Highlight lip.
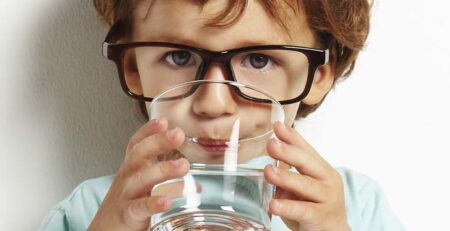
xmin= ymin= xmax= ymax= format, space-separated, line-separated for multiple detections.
xmin=196 ymin=137 xmax=229 ymax=153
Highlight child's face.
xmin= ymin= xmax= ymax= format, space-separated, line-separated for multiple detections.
xmin=127 ymin=0 xmax=330 ymax=162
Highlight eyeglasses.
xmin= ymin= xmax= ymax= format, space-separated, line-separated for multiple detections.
xmin=102 ymin=20 xmax=329 ymax=104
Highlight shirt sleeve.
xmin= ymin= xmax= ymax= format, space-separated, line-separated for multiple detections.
xmin=38 ymin=176 xmax=112 ymax=231
xmin=336 ymin=167 xmax=406 ymax=231
xmin=358 ymin=176 xmax=406 ymax=231
xmin=39 ymin=200 xmax=72 ymax=231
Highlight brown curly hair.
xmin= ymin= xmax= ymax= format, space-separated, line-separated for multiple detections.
xmin=93 ymin=0 xmax=371 ymax=120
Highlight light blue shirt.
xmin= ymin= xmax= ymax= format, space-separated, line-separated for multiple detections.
xmin=39 ymin=167 xmax=405 ymax=231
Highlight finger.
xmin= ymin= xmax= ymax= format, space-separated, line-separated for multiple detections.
xmin=265 ymin=164 xmax=326 ymax=202
xmin=126 ymin=127 xmax=185 ymax=168
xmin=278 ymin=160 xmax=291 ymax=170
xmin=152 ymin=180 xmax=203 ymax=198
xmin=274 ymin=187 xmax=296 ymax=201
xmin=274 ymin=122 xmax=331 ymax=168
xmin=274 ymin=121 xmax=316 ymax=155
xmin=126 ymin=196 xmax=171 ymax=224
xmin=269 ymin=199 xmax=318 ymax=224
xmin=125 ymin=158 xmax=190 ymax=198
xmin=267 ymin=138 xmax=330 ymax=179
xmin=125 ymin=118 xmax=168 ymax=156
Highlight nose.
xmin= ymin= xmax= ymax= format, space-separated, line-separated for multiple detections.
xmin=192 ymin=63 xmax=238 ymax=118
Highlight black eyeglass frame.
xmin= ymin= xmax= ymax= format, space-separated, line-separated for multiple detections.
xmin=102 ymin=20 xmax=330 ymax=105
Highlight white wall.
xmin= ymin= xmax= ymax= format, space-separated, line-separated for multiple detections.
xmin=1 ymin=1 xmax=144 ymax=230
xmin=1 ymin=1 xmax=449 ymax=231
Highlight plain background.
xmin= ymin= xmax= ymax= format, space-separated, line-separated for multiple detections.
xmin=1 ymin=0 xmax=449 ymax=230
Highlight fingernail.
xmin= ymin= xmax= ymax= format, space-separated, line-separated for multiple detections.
xmin=156 ymin=197 xmax=166 ymax=207
xmin=151 ymin=118 xmax=160 ymax=125
xmin=171 ymin=158 xmax=184 ymax=168
xmin=167 ymin=127 xmax=179 ymax=140
xmin=270 ymin=164 xmax=279 ymax=175
xmin=271 ymin=200 xmax=281 ymax=212
xmin=279 ymin=122 xmax=287 ymax=130
xmin=273 ymin=138 xmax=282 ymax=151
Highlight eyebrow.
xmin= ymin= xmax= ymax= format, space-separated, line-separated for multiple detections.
xmin=142 ymin=34 xmax=289 ymax=51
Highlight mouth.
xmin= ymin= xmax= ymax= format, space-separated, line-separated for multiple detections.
xmin=196 ymin=137 xmax=229 ymax=153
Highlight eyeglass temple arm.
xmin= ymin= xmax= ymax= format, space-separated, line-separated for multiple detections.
xmin=324 ymin=49 xmax=330 ymax=65
xmin=102 ymin=20 xmax=123 ymax=59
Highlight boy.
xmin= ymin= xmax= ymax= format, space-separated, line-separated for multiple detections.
xmin=40 ymin=0 xmax=404 ymax=230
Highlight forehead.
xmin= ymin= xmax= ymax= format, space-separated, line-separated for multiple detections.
xmin=132 ymin=0 xmax=315 ymax=51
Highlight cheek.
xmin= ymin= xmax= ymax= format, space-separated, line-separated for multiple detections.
xmin=145 ymin=101 xmax=191 ymax=124
xmin=283 ymin=103 xmax=300 ymax=126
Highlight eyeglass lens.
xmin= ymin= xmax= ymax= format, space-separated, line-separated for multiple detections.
xmin=121 ymin=47 xmax=310 ymax=101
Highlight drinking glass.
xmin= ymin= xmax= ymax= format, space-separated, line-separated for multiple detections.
xmin=148 ymin=80 xmax=285 ymax=231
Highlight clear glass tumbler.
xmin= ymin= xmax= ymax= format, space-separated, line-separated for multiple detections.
xmin=148 ymin=80 xmax=285 ymax=231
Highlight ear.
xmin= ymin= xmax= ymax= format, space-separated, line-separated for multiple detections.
xmin=302 ymin=62 xmax=335 ymax=105
xmin=123 ymin=49 xmax=143 ymax=95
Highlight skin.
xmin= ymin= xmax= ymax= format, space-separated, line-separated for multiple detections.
xmin=147 ymin=81 xmax=280 ymax=164
xmin=88 ymin=1 xmax=349 ymax=231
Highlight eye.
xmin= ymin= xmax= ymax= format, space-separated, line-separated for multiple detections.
xmin=164 ymin=50 xmax=195 ymax=67
xmin=242 ymin=53 xmax=275 ymax=70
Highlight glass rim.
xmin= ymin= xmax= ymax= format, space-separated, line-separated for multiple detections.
xmin=148 ymin=80 xmax=285 ymax=143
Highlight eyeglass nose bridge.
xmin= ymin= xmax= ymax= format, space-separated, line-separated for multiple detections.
xmin=189 ymin=50 xmax=277 ymax=105
xmin=195 ymin=50 xmax=235 ymax=82
xmin=173 ymin=52 xmax=243 ymax=104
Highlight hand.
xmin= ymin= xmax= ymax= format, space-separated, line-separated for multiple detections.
xmin=264 ymin=122 xmax=350 ymax=231
xmin=87 ymin=118 xmax=190 ymax=231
